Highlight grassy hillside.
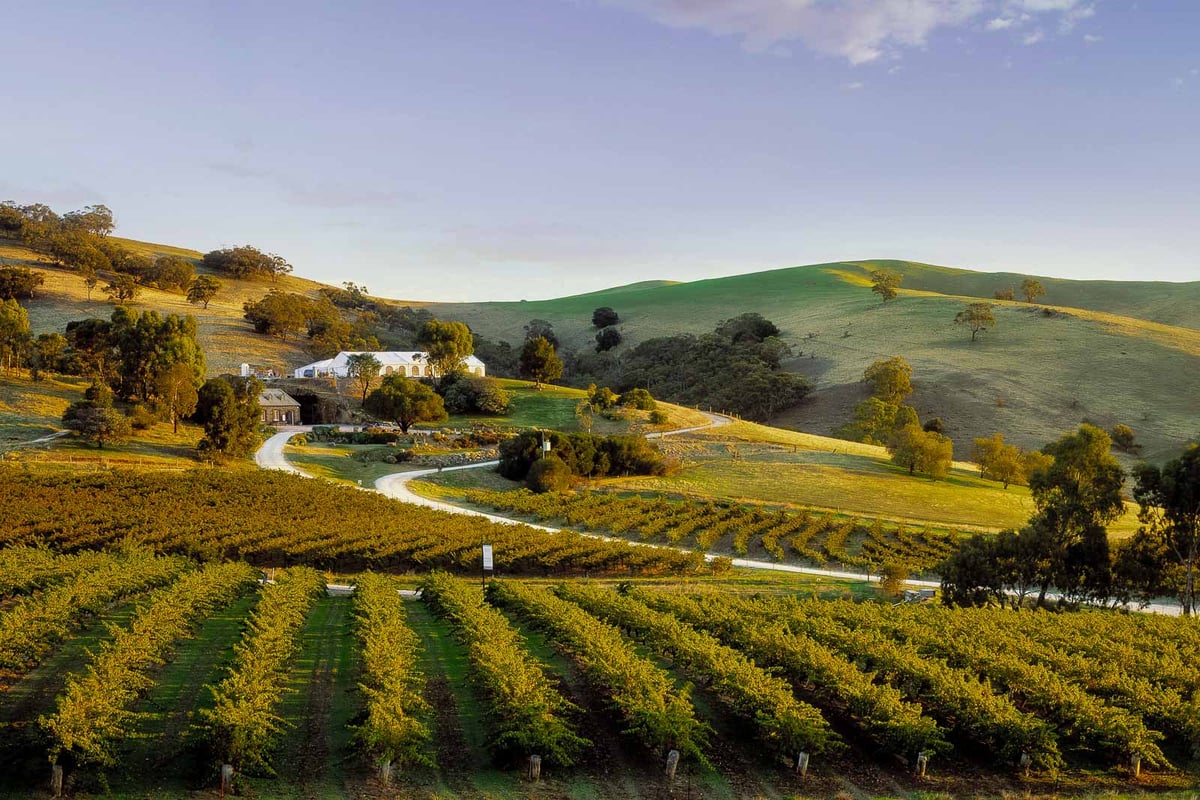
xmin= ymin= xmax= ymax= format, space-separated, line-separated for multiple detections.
xmin=6 ymin=229 xmax=1197 ymax=461
xmin=0 ymin=236 xmax=327 ymax=376
xmin=429 ymin=261 xmax=1200 ymax=461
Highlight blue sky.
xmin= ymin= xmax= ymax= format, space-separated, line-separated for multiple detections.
xmin=3 ymin=1 xmax=1196 ymax=301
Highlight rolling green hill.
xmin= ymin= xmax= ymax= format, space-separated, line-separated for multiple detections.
xmin=430 ymin=261 xmax=1200 ymax=461
xmin=5 ymin=231 xmax=1197 ymax=461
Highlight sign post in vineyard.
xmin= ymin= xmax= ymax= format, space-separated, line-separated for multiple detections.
xmin=482 ymin=543 xmax=493 ymax=588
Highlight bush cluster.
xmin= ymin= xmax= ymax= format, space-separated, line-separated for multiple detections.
xmin=498 ymin=431 xmax=671 ymax=485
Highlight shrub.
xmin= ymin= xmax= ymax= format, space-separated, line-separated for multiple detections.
xmin=441 ymin=375 xmax=511 ymax=416
xmin=527 ymin=455 xmax=572 ymax=493
xmin=127 ymin=404 xmax=158 ymax=431
xmin=649 ymin=409 xmax=669 ymax=425
xmin=595 ymin=327 xmax=622 ymax=352
xmin=499 ymin=431 xmax=669 ymax=482
xmin=879 ymin=561 xmax=910 ymax=598
xmin=619 ymin=388 xmax=656 ymax=411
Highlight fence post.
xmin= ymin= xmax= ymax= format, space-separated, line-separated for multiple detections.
xmin=527 ymin=754 xmax=542 ymax=782
xmin=51 ymin=764 xmax=63 ymax=797
xmin=795 ymin=751 xmax=809 ymax=777
xmin=665 ymin=749 xmax=680 ymax=781
xmin=220 ymin=763 xmax=234 ymax=794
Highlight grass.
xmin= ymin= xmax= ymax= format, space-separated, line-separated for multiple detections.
xmin=283 ymin=441 xmax=421 ymax=486
xmin=430 ymin=261 xmax=1200 ymax=462
xmin=0 ymin=374 xmax=243 ymax=471
xmin=0 ymin=374 xmax=82 ymax=446
xmin=263 ymin=592 xmax=360 ymax=794
xmin=10 ymin=228 xmax=1199 ymax=462
xmin=612 ymin=443 xmax=1040 ymax=531
xmin=3 ymin=235 xmax=327 ymax=376
xmin=113 ymin=592 xmax=259 ymax=793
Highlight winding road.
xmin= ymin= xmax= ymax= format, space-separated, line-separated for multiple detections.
xmin=254 ymin=414 xmax=940 ymax=587
xmin=253 ymin=419 xmax=1182 ymax=611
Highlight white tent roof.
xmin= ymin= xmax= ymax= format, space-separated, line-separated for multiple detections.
xmin=294 ymin=351 xmax=484 ymax=376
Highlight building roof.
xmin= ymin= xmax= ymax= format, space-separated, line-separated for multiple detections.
xmin=294 ymin=351 xmax=485 ymax=374
xmin=259 ymin=389 xmax=300 ymax=407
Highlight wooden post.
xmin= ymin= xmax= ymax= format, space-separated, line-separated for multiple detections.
xmin=220 ymin=763 xmax=235 ymax=794
xmin=1019 ymin=752 xmax=1031 ymax=777
xmin=915 ymin=751 xmax=929 ymax=779
xmin=795 ymin=751 xmax=809 ymax=777
xmin=665 ymin=749 xmax=680 ymax=781
xmin=379 ymin=758 xmax=393 ymax=785
xmin=528 ymin=755 xmax=542 ymax=782
xmin=1130 ymin=753 xmax=1141 ymax=779
xmin=50 ymin=764 xmax=63 ymax=797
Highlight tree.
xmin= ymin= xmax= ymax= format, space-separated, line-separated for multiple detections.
xmin=595 ymin=326 xmax=622 ymax=352
xmin=1111 ymin=423 xmax=1140 ymax=454
xmin=619 ymin=388 xmax=656 ymax=411
xmin=346 ymin=353 xmax=383 ymax=405
xmin=1128 ymin=445 xmax=1200 ymax=615
xmin=243 ymin=291 xmax=307 ymax=339
xmin=588 ymin=385 xmax=619 ymax=410
xmin=417 ymin=319 xmax=474 ymax=379
xmin=994 ymin=287 xmax=1015 ymax=301
xmin=0 ymin=266 xmax=45 ymax=300
xmin=870 ymin=269 xmax=902 ymax=303
xmin=519 ymin=336 xmax=563 ymax=389
xmin=592 ymin=307 xmax=619 ymax=328
xmin=103 ymin=274 xmax=139 ymax=304
xmin=971 ymin=433 xmax=1024 ymax=488
xmin=940 ymin=528 xmax=1047 ymax=609
xmin=0 ymin=299 xmax=31 ymax=375
xmin=196 ymin=376 xmax=262 ymax=459
xmin=62 ymin=204 xmax=114 ymax=237
xmin=1021 ymin=278 xmax=1046 ymax=304
xmin=109 ymin=308 xmax=205 ymax=402
xmin=144 ymin=256 xmax=194 ymax=292
xmin=64 ymin=317 xmax=114 ymax=380
xmin=839 ymin=397 xmax=917 ymax=446
xmin=715 ymin=312 xmax=780 ymax=343
xmin=81 ymin=266 xmax=98 ymax=300
xmin=31 ymin=333 xmax=67 ymax=381
xmin=954 ymin=302 xmax=996 ymax=342
xmin=523 ymin=319 xmax=558 ymax=348
xmin=527 ymin=455 xmax=572 ymax=493
xmin=863 ymin=356 xmax=913 ymax=403
xmin=62 ymin=382 xmax=132 ymax=448
xmin=888 ymin=424 xmax=953 ymax=479
xmin=155 ymin=361 xmax=199 ymax=433
xmin=1028 ymin=424 xmax=1126 ymax=607
xmin=187 ymin=275 xmax=221 ymax=309
xmin=441 ymin=374 xmax=511 ymax=415
xmin=364 ymin=375 xmax=447 ymax=433
xmin=203 ymin=245 xmax=292 ymax=281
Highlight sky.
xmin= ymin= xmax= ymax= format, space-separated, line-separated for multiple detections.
xmin=2 ymin=1 xmax=1197 ymax=301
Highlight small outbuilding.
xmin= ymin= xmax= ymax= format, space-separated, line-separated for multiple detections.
xmin=259 ymin=389 xmax=301 ymax=425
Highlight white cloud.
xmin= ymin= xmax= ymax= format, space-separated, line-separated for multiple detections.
xmin=843 ymin=81 xmax=866 ymax=89
xmin=1022 ymin=29 xmax=1044 ymax=44
xmin=1082 ymin=33 xmax=1102 ymax=43
xmin=603 ymin=0 xmax=1100 ymax=64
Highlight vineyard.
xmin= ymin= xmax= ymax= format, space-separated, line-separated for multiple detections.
xmin=2 ymin=545 xmax=1199 ymax=799
xmin=0 ymin=468 xmax=707 ymax=577
xmin=455 ymin=487 xmax=961 ymax=572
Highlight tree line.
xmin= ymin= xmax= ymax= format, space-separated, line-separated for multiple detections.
xmin=942 ymin=426 xmax=1200 ymax=615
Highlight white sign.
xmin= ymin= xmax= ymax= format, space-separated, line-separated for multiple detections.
xmin=482 ymin=544 xmax=494 ymax=571
xmin=542 ymin=439 xmax=551 ymax=453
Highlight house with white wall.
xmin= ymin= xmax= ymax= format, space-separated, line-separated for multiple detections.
xmin=292 ymin=351 xmax=485 ymax=380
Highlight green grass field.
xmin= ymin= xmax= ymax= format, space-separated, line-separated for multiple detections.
xmin=429 ymin=261 xmax=1200 ymax=462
